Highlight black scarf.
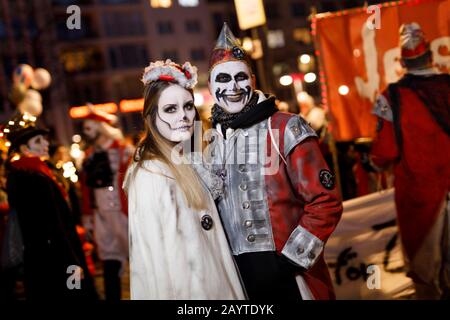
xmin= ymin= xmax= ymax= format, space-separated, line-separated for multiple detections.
xmin=211 ymin=93 xmax=278 ymax=137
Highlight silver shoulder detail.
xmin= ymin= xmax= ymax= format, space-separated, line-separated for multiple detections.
xmin=372 ymin=94 xmax=393 ymax=122
xmin=284 ymin=115 xmax=317 ymax=156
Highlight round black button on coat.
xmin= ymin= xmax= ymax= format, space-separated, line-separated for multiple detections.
xmin=201 ymin=215 xmax=213 ymax=230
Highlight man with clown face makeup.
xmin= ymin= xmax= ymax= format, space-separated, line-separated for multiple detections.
xmin=206 ymin=23 xmax=343 ymax=300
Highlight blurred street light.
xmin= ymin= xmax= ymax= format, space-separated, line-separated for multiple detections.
xmin=242 ymin=37 xmax=254 ymax=52
xmin=150 ymin=0 xmax=172 ymax=8
xmin=338 ymin=85 xmax=350 ymax=95
xmin=304 ymin=72 xmax=317 ymax=83
xmin=72 ymin=134 xmax=82 ymax=143
xmin=300 ymin=54 xmax=311 ymax=64
xmin=279 ymin=75 xmax=293 ymax=86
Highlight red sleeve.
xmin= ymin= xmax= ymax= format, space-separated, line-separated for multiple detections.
xmin=370 ymin=118 xmax=399 ymax=169
xmin=286 ymin=138 xmax=343 ymax=243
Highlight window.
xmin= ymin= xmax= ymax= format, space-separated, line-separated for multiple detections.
xmin=265 ymin=2 xmax=280 ymax=19
xmin=185 ymin=20 xmax=201 ymax=33
xmin=178 ymin=0 xmax=198 ymax=6
xmin=150 ymin=0 xmax=172 ymax=8
xmin=162 ymin=50 xmax=179 ymax=62
xmin=157 ymin=21 xmax=174 ymax=34
xmin=56 ymin=14 xmax=97 ymax=40
xmin=292 ymin=28 xmax=311 ymax=45
xmin=68 ymin=80 xmax=105 ymax=106
xmin=102 ymin=12 xmax=145 ymax=37
xmin=0 ymin=20 xmax=6 ymax=40
xmin=60 ymin=47 xmax=104 ymax=73
xmin=190 ymin=48 xmax=206 ymax=61
xmin=267 ymin=30 xmax=285 ymax=49
xmin=109 ymin=44 xmax=149 ymax=69
xmin=291 ymin=2 xmax=308 ymax=17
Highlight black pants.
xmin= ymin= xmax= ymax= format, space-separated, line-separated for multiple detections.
xmin=234 ymin=252 xmax=302 ymax=301
xmin=103 ymin=260 xmax=122 ymax=300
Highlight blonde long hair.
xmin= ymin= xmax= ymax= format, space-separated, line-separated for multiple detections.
xmin=132 ymin=80 xmax=208 ymax=211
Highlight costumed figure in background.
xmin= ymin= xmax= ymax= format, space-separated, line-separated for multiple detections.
xmin=370 ymin=23 xmax=450 ymax=299
xmin=4 ymin=114 xmax=98 ymax=300
xmin=206 ymin=23 xmax=343 ymax=300
xmin=124 ymin=59 xmax=245 ymax=299
xmin=79 ymin=108 xmax=133 ymax=300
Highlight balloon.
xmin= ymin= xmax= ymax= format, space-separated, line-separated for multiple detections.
xmin=13 ymin=64 xmax=34 ymax=88
xmin=18 ymin=89 xmax=43 ymax=116
xmin=31 ymin=68 xmax=52 ymax=90
xmin=9 ymin=83 xmax=28 ymax=105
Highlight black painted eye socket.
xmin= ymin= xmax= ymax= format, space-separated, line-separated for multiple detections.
xmin=184 ymin=101 xmax=194 ymax=110
xmin=234 ymin=72 xmax=249 ymax=82
xmin=163 ymin=105 xmax=177 ymax=113
xmin=215 ymin=73 xmax=232 ymax=83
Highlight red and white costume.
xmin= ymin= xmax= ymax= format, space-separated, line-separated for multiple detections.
xmin=370 ymin=23 xmax=450 ymax=299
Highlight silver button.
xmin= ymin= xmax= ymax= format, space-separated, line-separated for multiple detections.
xmin=242 ymin=201 xmax=250 ymax=209
xmin=247 ymin=234 xmax=256 ymax=242
xmin=244 ymin=220 xmax=253 ymax=228
xmin=297 ymin=247 xmax=304 ymax=255
xmin=308 ymin=252 xmax=316 ymax=259
xmin=242 ymin=130 xmax=249 ymax=137
xmin=239 ymin=164 xmax=246 ymax=172
xmin=239 ymin=183 xmax=248 ymax=191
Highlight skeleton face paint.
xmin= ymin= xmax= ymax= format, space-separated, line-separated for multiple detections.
xmin=155 ymin=84 xmax=196 ymax=142
xmin=83 ymin=119 xmax=100 ymax=143
xmin=209 ymin=61 xmax=254 ymax=114
xmin=25 ymin=134 xmax=49 ymax=158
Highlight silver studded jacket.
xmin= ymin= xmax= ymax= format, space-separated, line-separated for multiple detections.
xmin=205 ymin=111 xmax=343 ymax=272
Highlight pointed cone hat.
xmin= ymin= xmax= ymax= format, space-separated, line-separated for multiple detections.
xmin=209 ymin=22 xmax=252 ymax=72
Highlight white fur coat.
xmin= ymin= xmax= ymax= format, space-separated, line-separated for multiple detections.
xmin=124 ymin=160 xmax=245 ymax=300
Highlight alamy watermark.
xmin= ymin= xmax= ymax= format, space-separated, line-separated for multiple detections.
xmin=66 ymin=265 xmax=82 ymax=290
xmin=366 ymin=5 xmax=381 ymax=30
xmin=66 ymin=5 xmax=81 ymax=30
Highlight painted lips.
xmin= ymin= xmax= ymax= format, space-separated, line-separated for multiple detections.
xmin=173 ymin=124 xmax=193 ymax=131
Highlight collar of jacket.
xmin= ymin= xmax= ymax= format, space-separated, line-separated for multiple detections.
xmin=10 ymin=156 xmax=68 ymax=200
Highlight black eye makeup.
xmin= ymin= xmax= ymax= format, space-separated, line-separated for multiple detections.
xmin=184 ymin=101 xmax=195 ymax=110
xmin=163 ymin=104 xmax=177 ymax=113
xmin=234 ymin=72 xmax=249 ymax=82
xmin=215 ymin=73 xmax=232 ymax=83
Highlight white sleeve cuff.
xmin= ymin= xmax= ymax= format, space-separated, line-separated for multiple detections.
xmin=281 ymin=225 xmax=324 ymax=270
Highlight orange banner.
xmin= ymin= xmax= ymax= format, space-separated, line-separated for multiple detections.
xmin=313 ymin=0 xmax=449 ymax=141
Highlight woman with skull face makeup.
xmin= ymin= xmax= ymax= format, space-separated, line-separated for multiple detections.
xmin=123 ymin=60 xmax=245 ymax=300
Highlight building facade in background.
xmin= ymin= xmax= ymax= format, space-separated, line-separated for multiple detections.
xmin=0 ymin=0 xmax=392 ymax=142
